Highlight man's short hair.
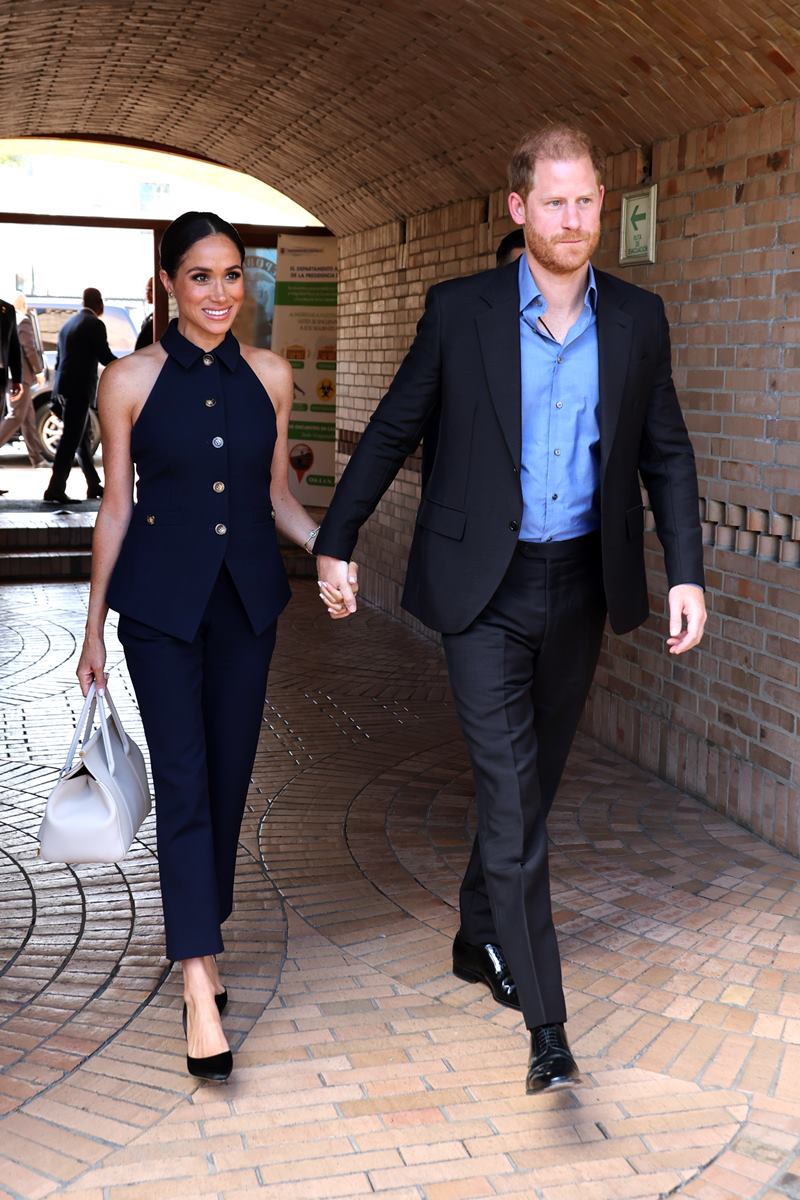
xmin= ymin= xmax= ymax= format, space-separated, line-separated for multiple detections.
xmin=82 ymin=287 xmax=103 ymax=313
xmin=508 ymin=124 xmax=605 ymax=199
xmin=495 ymin=228 xmax=526 ymax=267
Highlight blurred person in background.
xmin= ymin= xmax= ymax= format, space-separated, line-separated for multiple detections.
xmin=0 ymin=296 xmax=23 ymax=493
xmin=0 ymin=294 xmax=47 ymax=467
xmin=134 ymin=277 xmax=154 ymax=350
xmin=495 ymin=226 xmax=526 ymax=267
xmin=43 ymin=287 xmax=115 ymax=504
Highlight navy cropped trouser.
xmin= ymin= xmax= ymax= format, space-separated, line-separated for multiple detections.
xmin=118 ymin=565 xmax=276 ymax=961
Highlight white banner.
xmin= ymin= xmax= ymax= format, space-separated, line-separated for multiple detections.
xmin=271 ymin=234 xmax=337 ymax=506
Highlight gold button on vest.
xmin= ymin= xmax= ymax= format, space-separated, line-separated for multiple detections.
xmin=145 ymin=514 xmax=156 ymax=525
xmin=205 ymin=397 xmax=216 ymax=407
xmin=213 ymin=481 xmax=225 ymax=493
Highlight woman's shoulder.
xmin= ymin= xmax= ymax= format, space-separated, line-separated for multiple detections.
xmin=240 ymin=343 xmax=290 ymax=373
xmin=100 ymin=344 xmax=167 ymax=397
xmin=240 ymin=344 xmax=292 ymax=390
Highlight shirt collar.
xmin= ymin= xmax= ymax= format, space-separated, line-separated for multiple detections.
xmin=160 ymin=318 xmax=241 ymax=371
xmin=518 ymin=254 xmax=597 ymax=314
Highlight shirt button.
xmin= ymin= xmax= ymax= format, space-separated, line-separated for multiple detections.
xmin=508 ymin=520 xmax=519 ymax=532
xmin=214 ymin=523 xmax=227 ymax=535
xmin=213 ymin=481 xmax=225 ymax=493
xmin=203 ymin=354 xmax=214 ymax=366
xmin=552 ymin=493 xmax=558 ymax=501
xmin=555 ymin=401 xmax=563 ymax=409
xmin=554 ymin=449 xmax=561 ymax=456
xmin=212 ymin=436 xmax=224 ymax=448
xmin=556 ymin=355 xmax=563 ymax=364
xmin=145 ymin=514 xmax=155 ymax=525
xmin=205 ymin=397 xmax=216 ymax=407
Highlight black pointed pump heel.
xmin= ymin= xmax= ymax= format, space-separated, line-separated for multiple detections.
xmin=182 ymin=996 xmax=232 ymax=1081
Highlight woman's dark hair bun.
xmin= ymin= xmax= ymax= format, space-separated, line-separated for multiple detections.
xmin=159 ymin=212 xmax=245 ymax=278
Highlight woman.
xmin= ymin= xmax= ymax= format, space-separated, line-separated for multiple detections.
xmin=0 ymin=294 xmax=47 ymax=466
xmin=77 ymin=212 xmax=352 ymax=1081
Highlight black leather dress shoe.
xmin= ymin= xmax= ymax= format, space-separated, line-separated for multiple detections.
xmin=43 ymin=492 xmax=76 ymax=504
xmin=526 ymin=1023 xmax=580 ymax=1093
xmin=87 ymin=485 xmax=104 ymax=500
xmin=452 ymin=932 xmax=520 ymax=1010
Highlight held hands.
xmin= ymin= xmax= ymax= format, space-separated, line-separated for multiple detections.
xmin=666 ymin=585 xmax=707 ymax=655
xmin=317 ymin=556 xmax=359 ymax=620
xmin=76 ymin=634 xmax=107 ymax=696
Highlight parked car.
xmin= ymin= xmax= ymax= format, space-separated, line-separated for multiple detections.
xmin=25 ymin=301 xmax=139 ymax=462
xmin=30 ymin=352 xmax=102 ymax=461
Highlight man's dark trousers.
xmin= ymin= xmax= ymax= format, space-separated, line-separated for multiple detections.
xmin=443 ymin=533 xmax=606 ymax=1030
xmin=48 ymin=394 xmax=101 ymax=495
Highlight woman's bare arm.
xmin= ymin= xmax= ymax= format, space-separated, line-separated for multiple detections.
xmin=77 ymin=350 xmax=162 ymax=692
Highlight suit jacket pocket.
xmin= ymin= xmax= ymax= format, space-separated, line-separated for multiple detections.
xmin=626 ymin=503 xmax=645 ymax=539
xmin=417 ymin=497 xmax=466 ymax=540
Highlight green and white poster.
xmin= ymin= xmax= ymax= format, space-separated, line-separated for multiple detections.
xmin=272 ymin=234 xmax=337 ymax=506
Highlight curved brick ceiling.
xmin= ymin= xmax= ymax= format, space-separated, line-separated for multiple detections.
xmin=2 ymin=0 xmax=799 ymax=235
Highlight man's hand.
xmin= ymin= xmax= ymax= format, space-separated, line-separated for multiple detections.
xmin=8 ymin=381 xmax=22 ymax=399
xmin=317 ymin=555 xmax=359 ymax=619
xmin=666 ymin=585 xmax=706 ymax=655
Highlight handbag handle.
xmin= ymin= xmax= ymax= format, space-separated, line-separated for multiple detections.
xmin=60 ymin=683 xmax=116 ymax=777
xmin=101 ymin=686 xmax=131 ymax=757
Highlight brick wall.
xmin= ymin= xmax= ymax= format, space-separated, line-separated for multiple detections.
xmin=335 ymin=99 xmax=800 ymax=854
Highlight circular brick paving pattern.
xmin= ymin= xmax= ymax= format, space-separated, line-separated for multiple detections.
xmin=1 ymin=579 xmax=799 ymax=1199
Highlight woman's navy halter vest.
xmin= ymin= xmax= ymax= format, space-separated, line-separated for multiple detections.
xmin=108 ymin=320 xmax=290 ymax=639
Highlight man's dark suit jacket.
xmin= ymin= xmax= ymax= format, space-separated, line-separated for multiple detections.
xmin=0 ymin=298 xmax=22 ymax=395
xmin=54 ymin=308 xmax=115 ymax=403
xmin=315 ymin=261 xmax=704 ymax=637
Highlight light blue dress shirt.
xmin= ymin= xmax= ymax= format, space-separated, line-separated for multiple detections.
xmin=519 ymin=254 xmax=601 ymax=542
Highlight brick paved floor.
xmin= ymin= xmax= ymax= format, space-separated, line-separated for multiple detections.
xmin=1 ymin=579 xmax=800 ymax=1200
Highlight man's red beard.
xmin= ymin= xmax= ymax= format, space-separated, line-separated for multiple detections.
xmin=524 ymin=222 xmax=600 ymax=275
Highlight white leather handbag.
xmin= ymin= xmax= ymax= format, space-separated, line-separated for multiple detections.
xmin=38 ymin=683 xmax=151 ymax=863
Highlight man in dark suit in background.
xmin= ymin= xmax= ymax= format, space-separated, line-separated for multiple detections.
xmin=134 ymin=277 xmax=154 ymax=351
xmin=44 ymin=287 xmax=115 ymax=503
xmin=0 ymin=296 xmax=22 ymax=404
xmin=0 ymin=297 xmax=24 ymax=495
xmin=495 ymin=226 xmax=525 ymax=267
xmin=315 ymin=124 xmax=706 ymax=1093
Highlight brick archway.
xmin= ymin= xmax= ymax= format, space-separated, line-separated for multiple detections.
xmin=3 ymin=1 xmax=798 ymax=234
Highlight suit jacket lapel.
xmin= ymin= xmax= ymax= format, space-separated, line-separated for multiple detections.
xmin=476 ymin=265 xmax=522 ymax=467
xmin=596 ymin=271 xmax=633 ymax=476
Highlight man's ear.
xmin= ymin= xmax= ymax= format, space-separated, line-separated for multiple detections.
xmin=507 ymin=192 xmax=526 ymax=226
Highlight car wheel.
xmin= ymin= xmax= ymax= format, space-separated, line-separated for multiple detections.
xmin=34 ymin=398 xmax=101 ymax=462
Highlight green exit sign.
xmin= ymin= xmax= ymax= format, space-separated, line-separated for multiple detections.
xmin=619 ymin=184 xmax=657 ymax=266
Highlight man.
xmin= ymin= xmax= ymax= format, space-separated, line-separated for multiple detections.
xmin=0 ymin=296 xmax=22 ymax=406
xmin=495 ymin=226 xmax=525 ymax=267
xmin=316 ymin=124 xmax=706 ymax=1093
xmin=44 ymin=287 xmax=115 ymax=503
xmin=134 ymin=277 xmax=154 ymax=351
xmin=0 ymin=295 xmax=47 ymax=467
xmin=0 ymin=296 xmax=24 ymax=495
